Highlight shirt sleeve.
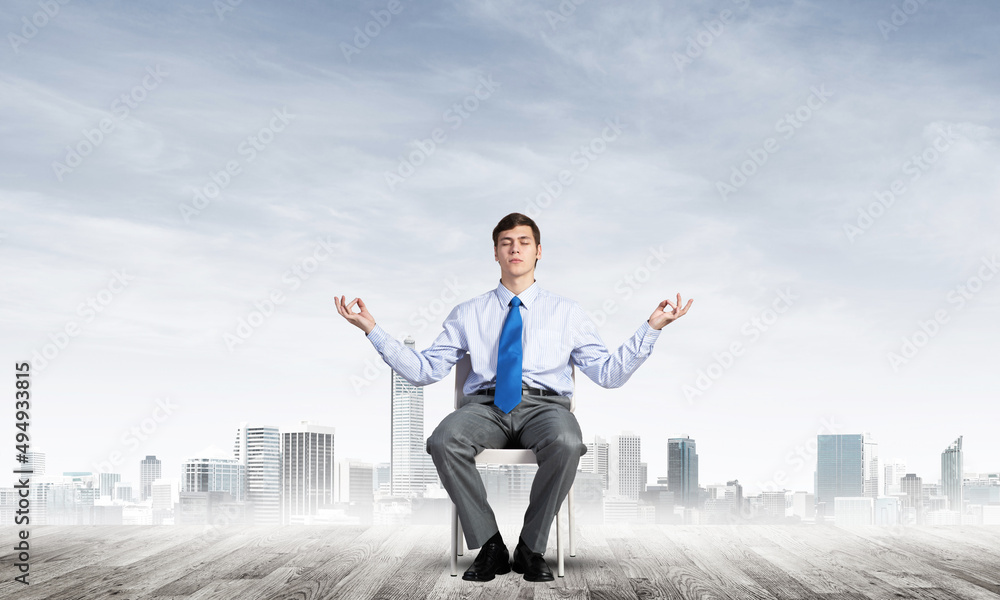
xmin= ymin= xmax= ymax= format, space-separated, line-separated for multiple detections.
xmin=568 ymin=303 xmax=661 ymax=388
xmin=365 ymin=304 xmax=468 ymax=386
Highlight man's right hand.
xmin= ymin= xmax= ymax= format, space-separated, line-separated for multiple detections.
xmin=336 ymin=295 xmax=376 ymax=335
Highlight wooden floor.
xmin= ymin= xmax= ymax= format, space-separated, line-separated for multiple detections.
xmin=3 ymin=524 xmax=1000 ymax=599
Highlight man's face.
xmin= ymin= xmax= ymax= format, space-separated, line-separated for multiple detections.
xmin=494 ymin=224 xmax=541 ymax=279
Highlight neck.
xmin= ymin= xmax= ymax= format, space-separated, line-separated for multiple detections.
xmin=501 ymin=272 xmax=535 ymax=296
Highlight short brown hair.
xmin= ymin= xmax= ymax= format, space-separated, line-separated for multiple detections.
xmin=492 ymin=212 xmax=541 ymax=247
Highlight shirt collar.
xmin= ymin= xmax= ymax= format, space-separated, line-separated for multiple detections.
xmin=494 ymin=280 xmax=541 ymax=309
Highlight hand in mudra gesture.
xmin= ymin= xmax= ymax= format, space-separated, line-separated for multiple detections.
xmin=336 ymin=295 xmax=376 ymax=335
xmin=648 ymin=293 xmax=693 ymax=330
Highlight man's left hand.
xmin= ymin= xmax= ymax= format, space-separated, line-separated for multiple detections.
xmin=648 ymin=293 xmax=693 ymax=330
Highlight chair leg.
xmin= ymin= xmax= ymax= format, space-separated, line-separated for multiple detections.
xmin=450 ymin=503 xmax=458 ymax=576
xmin=556 ymin=504 xmax=564 ymax=577
xmin=568 ymin=485 xmax=576 ymax=557
xmin=457 ymin=515 xmax=464 ymax=556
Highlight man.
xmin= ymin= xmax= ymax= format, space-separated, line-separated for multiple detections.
xmin=336 ymin=212 xmax=692 ymax=582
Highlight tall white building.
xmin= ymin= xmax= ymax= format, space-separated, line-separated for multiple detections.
xmin=579 ymin=435 xmax=609 ymax=490
xmin=390 ymin=337 xmax=435 ymax=497
xmin=234 ymin=423 xmax=281 ymax=524
xmin=181 ymin=447 xmax=246 ymax=501
xmin=863 ymin=434 xmax=880 ymax=500
xmin=609 ymin=432 xmax=642 ymax=501
xmin=282 ymin=421 xmax=335 ymax=523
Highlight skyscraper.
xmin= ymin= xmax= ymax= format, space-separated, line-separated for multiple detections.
xmin=863 ymin=435 xmax=879 ymax=500
xmin=941 ymin=436 xmax=963 ymax=512
xmin=234 ymin=423 xmax=281 ymax=524
xmin=140 ymin=455 xmax=161 ymax=501
xmin=579 ymin=435 xmax=609 ymax=490
xmin=609 ymin=432 xmax=642 ymax=500
xmin=816 ymin=433 xmax=877 ymax=514
xmin=900 ymin=473 xmax=923 ymax=524
xmin=282 ymin=421 xmax=335 ymax=523
xmin=667 ymin=435 xmax=699 ymax=507
xmin=390 ymin=337 xmax=435 ymax=497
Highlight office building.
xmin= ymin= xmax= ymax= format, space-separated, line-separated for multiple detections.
xmin=234 ymin=423 xmax=281 ymax=524
xmin=941 ymin=436 xmax=963 ymax=512
xmin=579 ymin=435 xmax=609 ymax=490
xmin=900 ymin=473 xmax=923 ymax=524
xmin=98 ymin=472 xmax=121 ymax=498
xmin=182 ymin=448 xmax=246 ymax=501
xmin=140 ymin=455 xmax=162 ymax=501
xmin=667 ymin=435 xmax=699 ymax=508
xmin=282 ymin=421 xmax=335 ymax=523
xmin=609 ymin=432 xmax=642 ymax=501
xmin=391 ymin=337 xmax=436 ymax=497
xmin=816 ymin=433 xmax=877 ymax=515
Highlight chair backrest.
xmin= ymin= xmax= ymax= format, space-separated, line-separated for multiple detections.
xmin=453 ymin=354 xmax=575 ymax=411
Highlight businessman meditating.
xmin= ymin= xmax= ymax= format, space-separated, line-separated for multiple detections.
xmin=336 ymin=212 xmax=692 ymax=582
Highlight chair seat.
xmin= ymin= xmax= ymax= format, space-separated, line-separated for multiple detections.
xmin=475 ymin=448 xmax=535 ymax=465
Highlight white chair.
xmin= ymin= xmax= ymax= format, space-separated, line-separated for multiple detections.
xmin=449 ymin=354 xmax=576 ymax=577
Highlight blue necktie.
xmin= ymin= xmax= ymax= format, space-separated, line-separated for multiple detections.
xmin=495 ymin=297 xmax=523 ymax=413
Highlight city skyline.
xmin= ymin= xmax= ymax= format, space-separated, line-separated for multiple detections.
xmin=19 ymin=425 xmax=987 ymax=499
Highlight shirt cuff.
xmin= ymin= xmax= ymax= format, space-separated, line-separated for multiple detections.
xmin=638 ymin=320 xmax=661 ymax=350
xmin=366 ymin=324 xmax=390 ymax=353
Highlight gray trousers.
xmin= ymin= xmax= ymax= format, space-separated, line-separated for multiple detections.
xmin=426 ymin=393 xmax=586 ymax=554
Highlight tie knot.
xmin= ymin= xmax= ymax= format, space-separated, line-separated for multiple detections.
xmin=510 ymin=297 xmax=522 ymax=308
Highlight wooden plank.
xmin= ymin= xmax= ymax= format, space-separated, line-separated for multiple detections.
xmin=697 ymin=525 xmax=816 ymax=600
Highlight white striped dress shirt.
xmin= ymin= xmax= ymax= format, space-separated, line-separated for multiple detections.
xmin=366 ymin=280 xmax=661 ymax=397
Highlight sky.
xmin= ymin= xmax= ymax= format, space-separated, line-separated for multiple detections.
xmin=2 ymin=0 xmax=998 ymax=495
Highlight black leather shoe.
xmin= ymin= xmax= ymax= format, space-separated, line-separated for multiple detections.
xmin=462 ymin=539 xmax=511 ymax=582
xmin=511 ymin=539 xmax=554 ymax=582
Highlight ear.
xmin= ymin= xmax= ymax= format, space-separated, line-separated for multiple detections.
xmin=494 ymin=245 xmax=499 ymax=261
xmin=536 ymin=244 xmax=542 ymax=260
